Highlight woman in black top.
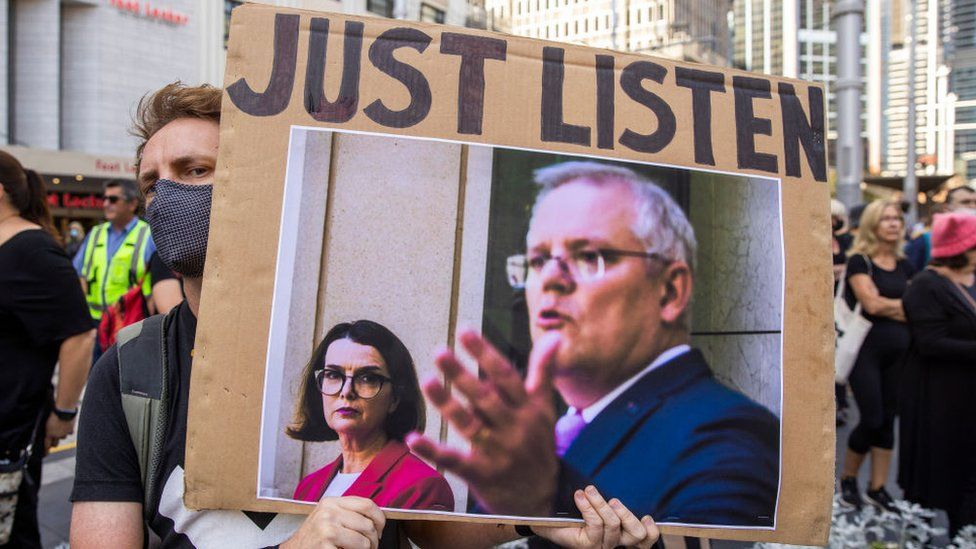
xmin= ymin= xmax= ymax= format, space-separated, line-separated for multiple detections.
xmin=838 ymin=199 xmax=914 ymax=513
xmin=0 ymin=151 xmax=94 ymax=548
xmin=831 ymin=199 xmax=854 ymax=427
xmin=898 ymin=212 xmax=976 ymax=537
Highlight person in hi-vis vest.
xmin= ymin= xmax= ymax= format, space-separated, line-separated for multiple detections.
xmin=72 ymin=179 xmax=156 ymax=357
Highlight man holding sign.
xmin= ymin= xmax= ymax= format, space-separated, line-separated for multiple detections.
xmin=408 ymin=162 xmax=780 ymax=527
xmin=68 ymin=83 xmax=659 ymax=549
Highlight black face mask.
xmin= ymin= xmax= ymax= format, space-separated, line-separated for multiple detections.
xmin=145 ymin=179 xmax=213 ymax=278
xmin=832 ymin=218 xmax=844 ymax=232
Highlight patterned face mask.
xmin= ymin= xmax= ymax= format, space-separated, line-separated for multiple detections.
xmin=145 ymin=179 xmax=213 ymax=278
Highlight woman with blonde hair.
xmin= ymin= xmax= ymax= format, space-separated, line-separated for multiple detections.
xmin=838 ymin=199 xmax=914 ymax=513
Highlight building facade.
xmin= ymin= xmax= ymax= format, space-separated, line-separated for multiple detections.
xmin=2 ymin=0 xmax=473 ymax=232
xmin=883 ymin=0 xmax=954 ymax=177
xmin=947 ymin=0 xmax=976 ymax=182
xmin=485 ymin=0 xmax=732 ymax=65
xmin=732 ymin=0 xmax=877 ymax=171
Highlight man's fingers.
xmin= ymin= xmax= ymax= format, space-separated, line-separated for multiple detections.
xmin=637 ymin=516 xmax=660 ymax=549
xmin=457 ymin=329 xmax=528 ymax=405
xmin=574 ymin=488 xmax=605 ymax=545
xmin=422 ymin=377 xmax=484 ymax=439
xmin=311 ymin=497 xmax=382 ymax=549
xmin=405 ymin=433 xmax=481 ymax=483
xmin=330 ymin=526 xmax=376 ymax=549
xmin=582 ymin=486 xmax=621 ymax=549
xmin=525 ymin=331 xmax=560 ymax=397
xmin=333 ymin=496 xmax=386 ymax=535
xmin=434 ymin=349 xmax=513 ymax=427
xmin=608 ymin=498 xmax=648 ymax=547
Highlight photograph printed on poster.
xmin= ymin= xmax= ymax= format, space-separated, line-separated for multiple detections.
xmin=257 ymin=126 xmax=784 ymax=528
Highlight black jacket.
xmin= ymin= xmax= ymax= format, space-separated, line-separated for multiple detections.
xmin=898 ymin=269 xmax=976 ymax=510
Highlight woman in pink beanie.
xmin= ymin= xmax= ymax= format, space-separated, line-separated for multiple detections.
xmin=898 ymin=211 xmax=976 ymax=537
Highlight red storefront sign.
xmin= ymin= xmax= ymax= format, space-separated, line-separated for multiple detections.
xmin=48 ymin=192 xmax=105 ymax=210
xmin=109 ymin=0 xmax=190 ymax=25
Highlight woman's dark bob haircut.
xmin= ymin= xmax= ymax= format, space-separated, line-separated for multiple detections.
xmin=929 ymin=248 xmax=974 ymax=270
xmin=286 ymin=320 xmax=425 ymax=442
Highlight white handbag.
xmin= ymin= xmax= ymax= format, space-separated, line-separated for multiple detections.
xmin=834 ymin=256 xmax=873 ymax=383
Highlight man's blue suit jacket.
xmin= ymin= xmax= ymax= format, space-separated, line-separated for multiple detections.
xmin=554 ymin=348 xmax=780 ymax=527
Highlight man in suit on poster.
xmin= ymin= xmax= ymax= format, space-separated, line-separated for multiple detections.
xmin=408 ymin=161 xmax=780 ymax=527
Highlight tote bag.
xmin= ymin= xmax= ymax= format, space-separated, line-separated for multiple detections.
xmin=834 ymin=256 xmax=873 ymax=383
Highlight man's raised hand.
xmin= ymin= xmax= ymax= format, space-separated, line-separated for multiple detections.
xmin=406 ymin=330 xmax=562 ymax=516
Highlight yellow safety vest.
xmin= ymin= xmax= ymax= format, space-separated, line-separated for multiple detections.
xmin=80 ymin=220 xmax=152 ymax=320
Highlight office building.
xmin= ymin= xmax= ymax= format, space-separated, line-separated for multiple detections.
xmin=485 ymin=0 xmax=732 ymax=66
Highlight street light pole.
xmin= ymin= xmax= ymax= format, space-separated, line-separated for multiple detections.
xmin=833 ymin=0 xmax=864 ymax=209
xmin=904 ymin=0 xmax=919 ymax=227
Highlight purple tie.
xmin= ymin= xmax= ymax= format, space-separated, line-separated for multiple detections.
xmin=555 ymin=411 xmax=587 ymax=457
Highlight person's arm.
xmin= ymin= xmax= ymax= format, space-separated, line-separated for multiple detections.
xmin=73 ymin=234 xmax=90 ymax=294
xmin=70 ymin=501 xmax=143 ymax=549
xmin=45 ymin=328 xmax=96 ymax=450
xmin=151 ymin=279 xmax=182 ymax=315
xmin=848 ymin=273 xmax=906 ymax=321
xmin=147 ymin=251 xmax=181 ymax=315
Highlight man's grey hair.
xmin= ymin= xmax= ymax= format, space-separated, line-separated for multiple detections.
xmin=530 ymin=161 xmax=697 ymax=274
xmin=104 ymin=179 xmax=141 ymax=203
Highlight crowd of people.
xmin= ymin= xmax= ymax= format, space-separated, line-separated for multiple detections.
xmin=832 ymin=186 xmax=976 ymax=537
xmin=1 ymin=75 xmax=974 ymax=548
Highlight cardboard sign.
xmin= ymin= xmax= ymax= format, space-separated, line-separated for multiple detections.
xmin=186 ymin=3 xmax=833 ymax=544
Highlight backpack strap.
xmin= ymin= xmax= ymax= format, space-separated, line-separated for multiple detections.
xmin=117 ymin=309 xmax=173 ymax=522
xmin=128 ymin=224 xmax=150 ymax=286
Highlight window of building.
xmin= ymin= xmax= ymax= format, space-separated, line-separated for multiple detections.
xmin=367 ymin=0 xmax=394 ymax=17
xmin=420 ymin=3 xmax=445 ymax=23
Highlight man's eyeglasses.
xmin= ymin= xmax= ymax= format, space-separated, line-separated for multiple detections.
xmin=314 ymin=367 xmax=392 ymax=399
xmin=505 ymin=248 xmax=670 ymax=288
xmin=103 ymin=195 xmax=123 ymax=204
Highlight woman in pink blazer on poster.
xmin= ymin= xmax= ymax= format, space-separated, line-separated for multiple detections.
xmin=287 ymin=320 xmax=454 ymax=511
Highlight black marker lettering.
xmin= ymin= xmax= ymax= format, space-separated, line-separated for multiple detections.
xmin=440 ymin=33 xmax=507 ymax=135
xmin=779 ymin=83 xmax=827 ymax=182
xmin=304 ymin=19 xmax=363 ymax=123
xmin=675 ymin=67 xmax=725 ymax=166
xmin=227 ymin=13 xmax=300 ymax=116
xmin=364 ymin=28 xmax=433 ymax=129
xmin=618 ymin=61 xmax=675 ymax=154
xmin=596 ymin=55 xmax=615 ymax=150
xmin=733 ymin=76 xmax=778 ymax=173
xmin=541 ymin=47 xmax=590 ymax=146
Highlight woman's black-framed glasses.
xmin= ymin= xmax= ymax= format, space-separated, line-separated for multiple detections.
xmin=505 ymin=248 xmax=671 ymax=288
xmin=314 ymin=367 xmax=391 ymax=399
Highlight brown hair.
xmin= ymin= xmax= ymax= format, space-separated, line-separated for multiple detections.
xmin=929 ymin=250 xmax=974 ymax=270
xmin=287 ymin=320 xmax=426 ymax=442
xmin=0 ymin=151 xmax=59 ymax=243
xmin=132 ymin=81 xmax=222 ymax=176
